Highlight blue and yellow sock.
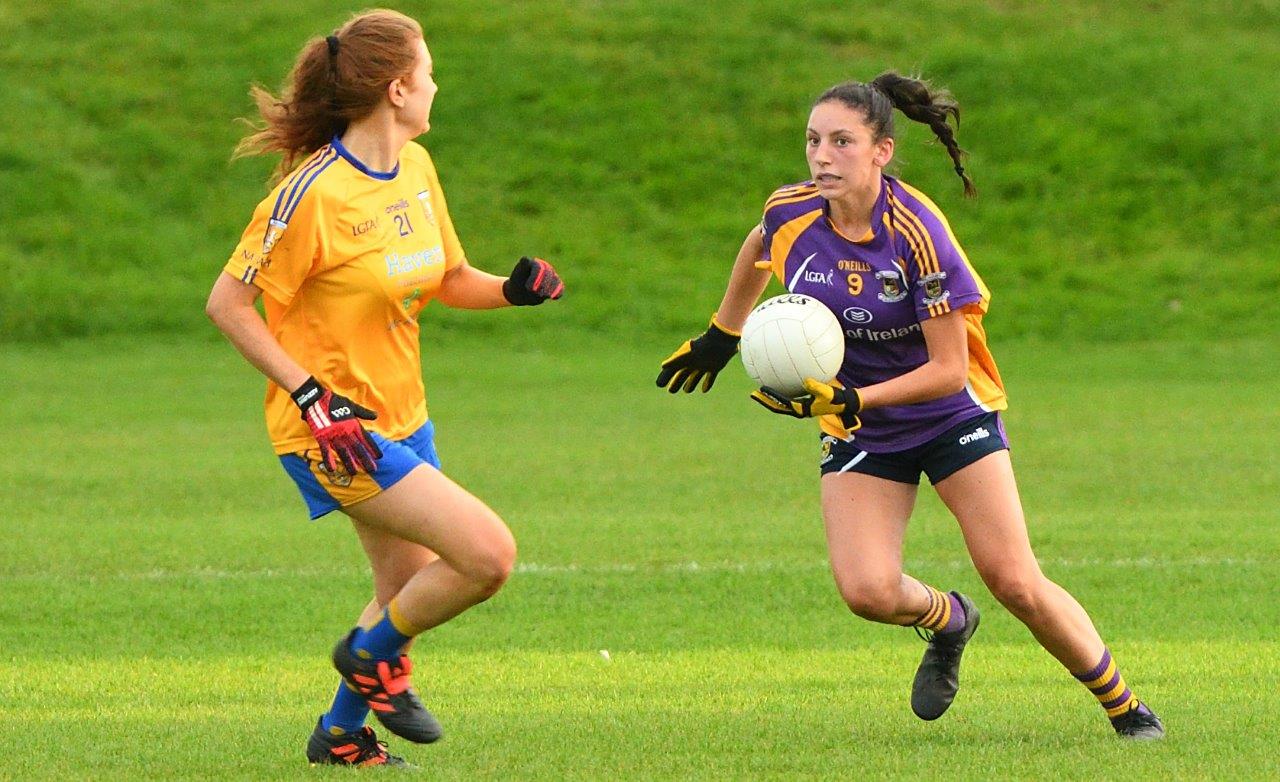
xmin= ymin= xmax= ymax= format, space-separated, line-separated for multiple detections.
xmin=320 ymin=681 xmax=371 ymax=735
xmin=1073 ymin=648 xmax=1148 ymax=722
xmin=912 ymin=585 xmax=966 ymax=634
xmin=350 ymin=598 xmax=416 ymax=662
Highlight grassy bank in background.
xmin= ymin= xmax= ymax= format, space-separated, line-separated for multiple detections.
xmin=2 ymin=1 xmax=1278 ymax=343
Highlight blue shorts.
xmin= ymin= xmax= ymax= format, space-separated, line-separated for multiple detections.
xmin=819 ymin=412 xmax=1009 ymax=485
xmin=279 ymin=421 xmax=441 ymax=519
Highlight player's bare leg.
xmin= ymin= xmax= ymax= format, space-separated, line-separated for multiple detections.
xmin=822 ymin=470 xmax=982 ymax=720
xmin=822 ymin=471 xmax=929 ymax=623
xmin=936 ymin=451 xmax=1163 ymax=738
xmin=325 ymin=465 xmax=516 ymax=743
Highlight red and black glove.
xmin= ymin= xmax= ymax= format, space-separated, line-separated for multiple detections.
xmin=290 ymin=377 xmax=383 ymax=474
xmin=502 ymin=256 xmax=565 ymax=306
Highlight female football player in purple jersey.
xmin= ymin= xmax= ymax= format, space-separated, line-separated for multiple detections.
xmin=657 ymin=72 xmax=1163 ymax=739
xmin=206 ymin=9 xmax=563 ymax=767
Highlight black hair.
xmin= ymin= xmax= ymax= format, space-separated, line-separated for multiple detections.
xmin=815 ymin=72 xmax=975 ymax=197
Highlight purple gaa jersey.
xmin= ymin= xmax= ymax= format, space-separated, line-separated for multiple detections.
xmin=759 ymin=176 xmax=1007 ymax=452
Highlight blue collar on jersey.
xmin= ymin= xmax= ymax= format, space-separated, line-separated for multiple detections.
xmin=330 ymin=134 xmax=400 ymax=181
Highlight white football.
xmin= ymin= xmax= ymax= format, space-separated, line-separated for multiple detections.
xmin=740 ymin=293 xmax=845 ymax=397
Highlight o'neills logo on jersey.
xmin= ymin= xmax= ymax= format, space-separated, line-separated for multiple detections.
xmin=262 ymin=218 xmax=287 ymax=256
xmin=846 ymin=323 xmax=922 ymax=342
xmin=416 ymin=189 xmax=437 ymax=226
xmin=959 ymin=426 xmax=990 ymax=446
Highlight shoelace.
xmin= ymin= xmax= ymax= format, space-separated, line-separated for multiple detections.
xmin=914 ymin=626 xmax=963 ymax=667
xmin=376 ymin=656 xmax=412 ymax=696
xmin=343 ymin=729 xmax=389 ymax=764
xmin=1116 ymin=703 xmax=1158 ymax=729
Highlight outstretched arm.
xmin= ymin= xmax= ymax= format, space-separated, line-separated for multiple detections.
xmin=656 ymin=226 xmax=771 ymax=394
xmin=436 ymin=261 xmax=508 ymax=309
xmin=436 ymin=257 xmax=564 ymax=309
xmin=712 ymin=226 xmax=772 ymax=331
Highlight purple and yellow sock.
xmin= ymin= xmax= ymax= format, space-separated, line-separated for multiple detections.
xmin=320 ymin=681 xmax=371 ymax=735
xmin=1073 ymin=648 xmax=1147 ymax=722
xmin=350 ymin=598 xmax=416 ymax=662
xmin=912 ymin=585 xmax=966 ymax=634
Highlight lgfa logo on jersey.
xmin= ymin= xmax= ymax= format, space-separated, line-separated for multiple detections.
xmin=803 ymin=269 xmax=834 ymax=286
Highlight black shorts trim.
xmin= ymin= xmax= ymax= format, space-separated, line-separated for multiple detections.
xmin=819 ymin=411 xmax=1009 ymax=485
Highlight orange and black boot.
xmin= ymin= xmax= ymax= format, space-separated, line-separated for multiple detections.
xmin=306 ymin=716 xmax=409 ymax=767
xmin=332 ymin=629 xmax=443 ymax=744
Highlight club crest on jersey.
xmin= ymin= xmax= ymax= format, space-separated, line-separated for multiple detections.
xmin=876 ymin=268 xmax=908 ymax=303
xmin=416 ymin=189 xmax=437 ymax=226
xmin=316 ymin=460 xmax=353 ymax=487
xmin=921 ymin=271 xmax=950 ymax=306
xmin=262 ymin=218 xmax=287 ymax=257
xmin=820 ymin=435 xmax=836 ymax=465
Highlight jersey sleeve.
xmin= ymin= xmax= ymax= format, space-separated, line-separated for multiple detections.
xmin=418 ymin=152 xmax=465 ymax=271
xmin=223 ymin=183 xmax=328 ymax=306
xmin=897 ymin=202 xmax=984 ymax=320
xmin=757 ymin=186 xmax=793 ymax=263
xmin=759 ymin=201 xmax=775 ymax=262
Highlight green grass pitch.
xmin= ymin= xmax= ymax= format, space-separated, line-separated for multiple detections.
xmin=1 ymin=333 xmax=1276 ymax=778
xmin=2 ymin=0 xmax=1279 ymax=777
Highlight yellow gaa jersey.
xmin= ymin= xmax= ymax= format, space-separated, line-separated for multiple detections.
xmin=223 ymin=137 xmax=464 ymax=454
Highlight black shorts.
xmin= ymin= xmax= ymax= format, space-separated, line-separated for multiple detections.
xmin=819 ymin=412 xmax=1009 ymax=485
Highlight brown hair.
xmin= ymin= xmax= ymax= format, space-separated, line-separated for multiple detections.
xmin=815 ymin=72 xmax=976 ymax=198
xmin=234 ymin=9 xmax=423 ymax=182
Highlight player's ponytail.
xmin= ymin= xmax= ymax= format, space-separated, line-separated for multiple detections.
xmin=816 ymin=72 xmax=975 ymax=198
xmin=234 ymin=9 xmax=423 ymax=183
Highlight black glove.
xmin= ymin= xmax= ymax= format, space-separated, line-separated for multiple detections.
xmin=502 ymin=256 xmax=564 ymax=306
xmin=655 ymin=317 xmax=741 ymax=393
xmin=290 ymin=377 xmax=383 ymax=474
xmin=751 ymin=379 xmax=864 ymax=437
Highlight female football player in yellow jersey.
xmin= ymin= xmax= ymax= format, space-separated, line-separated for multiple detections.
xmin=657 ymin=73 xmax=1162 ymax=740
xmin=206 ymin=10 xmax=564 ymax=767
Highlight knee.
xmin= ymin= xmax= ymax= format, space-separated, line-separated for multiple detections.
xmin=837 ymin=578 xmax=902 ymax=623
xmin=984 ymin=570 xmax=1044 ymax=619
xmin=463 ymin=524 xmax=517 ymax=600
